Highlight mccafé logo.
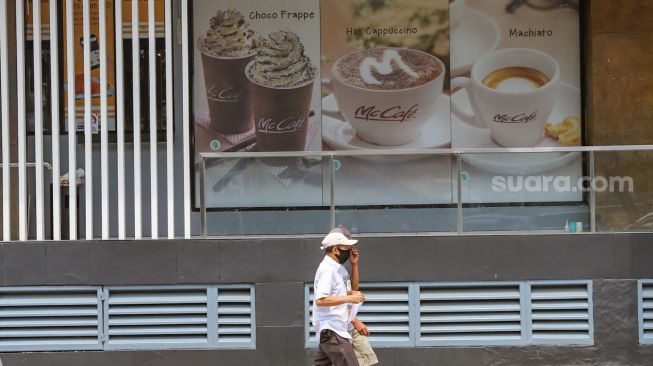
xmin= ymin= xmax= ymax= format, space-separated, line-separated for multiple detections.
xmin=207 ymin=86 xmax=243 ymax=103
xmin=493 ymin=111 xmax=538 ymax=124
xmin=354 ymin=104 xmax=419 ymax=123
xmin=257 ymin=113 xmax=307 ymax=134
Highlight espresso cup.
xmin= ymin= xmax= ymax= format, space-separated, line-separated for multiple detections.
xmin=323 ymin=48 xmax=445 ymax=146
xmin=451 ymin=48 xmax=560 ymax=147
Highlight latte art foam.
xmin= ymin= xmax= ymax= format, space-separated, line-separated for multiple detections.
xmin=360 ymin=49 xmax=419 ymax=85
xmin=336 ymin=48 xmax=442 ymax=90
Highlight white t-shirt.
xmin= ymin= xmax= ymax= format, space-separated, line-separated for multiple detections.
xmin=312 ymin=256 xmax=352 ymax=340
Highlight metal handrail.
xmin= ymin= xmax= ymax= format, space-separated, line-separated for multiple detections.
xmin=199 ymin=146 xmax=653 ymax=237
xmin=200 ymin=145 xmax=653 ymax=159
xmin=0 ymin=162 xmax=53 ymax=170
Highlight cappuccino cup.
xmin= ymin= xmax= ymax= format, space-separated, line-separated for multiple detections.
xmin=451 ymin=48 xmax=560 ymax=147
xmin=323 ymin=48 xmax=445 ymax=146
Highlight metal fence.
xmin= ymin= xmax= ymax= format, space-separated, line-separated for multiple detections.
xmin=0 ymin=0 xmax=191 ymax=241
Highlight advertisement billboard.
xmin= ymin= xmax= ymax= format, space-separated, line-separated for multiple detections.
xmin=189 ymin=0 xmax=582 ymax=209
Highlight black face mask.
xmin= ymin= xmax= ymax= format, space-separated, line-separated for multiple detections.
xmin=335 ymin=248 xmax=351 ymax=264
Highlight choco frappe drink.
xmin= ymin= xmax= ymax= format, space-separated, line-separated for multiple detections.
xmin=198 ymin=9 xmax=259 ymax=134
xmin=245 ymin=30 xmax=316 ymax=152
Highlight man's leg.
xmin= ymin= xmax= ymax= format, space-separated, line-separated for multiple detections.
xmin=314 ymin=345 xmax=332 ymax=366
xmin=350 ymin=329 xmax=378 ymax=366
xmin=315 ymin=330 xmax=359 ymax=366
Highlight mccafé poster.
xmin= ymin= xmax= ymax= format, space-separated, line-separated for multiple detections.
xmin=27 ymin=0 xmax=164 ymax=133
xmin=191 ymin=0 xmax=323 ymax=208
xmin=189 ymin=0 xmax=582 ymax=209
xmin=450 ymin=0 xmax=582 ymax=204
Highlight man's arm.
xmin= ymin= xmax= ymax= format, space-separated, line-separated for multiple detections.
xmin=351 ymin=317 xmax=370 ymax=336
xmin=316 ymin=292 xmax=365 ymax=307
xmin=350 ymin=246 xmax=359 ymax=291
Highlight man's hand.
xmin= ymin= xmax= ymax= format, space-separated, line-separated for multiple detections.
xmin=348 ymin=291 xmax=366 ymax=304
xmin=350 ymin=245 xmax=359 ymax=266
xmin=352 ymin=319 xmax=370 ymax=336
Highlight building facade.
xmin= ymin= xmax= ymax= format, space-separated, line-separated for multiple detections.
xmin=1 ymin=0 xmax=653 ymax=365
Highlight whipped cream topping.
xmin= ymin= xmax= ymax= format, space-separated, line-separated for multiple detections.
xmin=202 ymin=9 xmax=259 ymax=58
xmin=249 ymin=30 xmax=316 ymax=88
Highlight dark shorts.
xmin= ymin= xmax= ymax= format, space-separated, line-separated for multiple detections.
xmin=314 ymin=329 xmax=360 ymax=366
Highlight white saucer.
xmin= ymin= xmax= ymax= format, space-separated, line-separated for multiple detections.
xmin=451 ymin=82 xmax=582 ymax=175
xmin=321 ymin=93 xmax=451 ymax=160
xmin=451 ymin=8 xmax=501 ymax=77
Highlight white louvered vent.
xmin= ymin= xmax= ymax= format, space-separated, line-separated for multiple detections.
xmin=307 ymin=286 xmax=317 ymax=343
xmin=0 ymin=287 xmax=102 ymax=351
xmin=528 ymin=281 xmax=593 ymax=345
xmin=638 ymin=281 xmax=653 ymax=344
xmin=356 ymin=285 xmax=411 ymax=345
xmin=418 ymin=283 xmax=524 ymax=346
xmin=216 ymin=286 xmax=255 ymax=348
xmin=104 ymin=286 xmax=210 ymax=350
xmin=306 ymin=284 xmax=412 ymax=347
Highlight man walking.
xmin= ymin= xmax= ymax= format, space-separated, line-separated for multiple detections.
xmin=341 ymin=228 xmax=378 ymax=366
xmin=313 ymin=230 xmax=366 ymax=366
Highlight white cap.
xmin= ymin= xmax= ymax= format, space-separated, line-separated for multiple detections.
xmin=320 ymin=232 xmax=358 ymax=250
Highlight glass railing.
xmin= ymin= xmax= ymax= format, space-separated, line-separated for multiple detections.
xmin=198 ymin=146 xmax=653 ymax=237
